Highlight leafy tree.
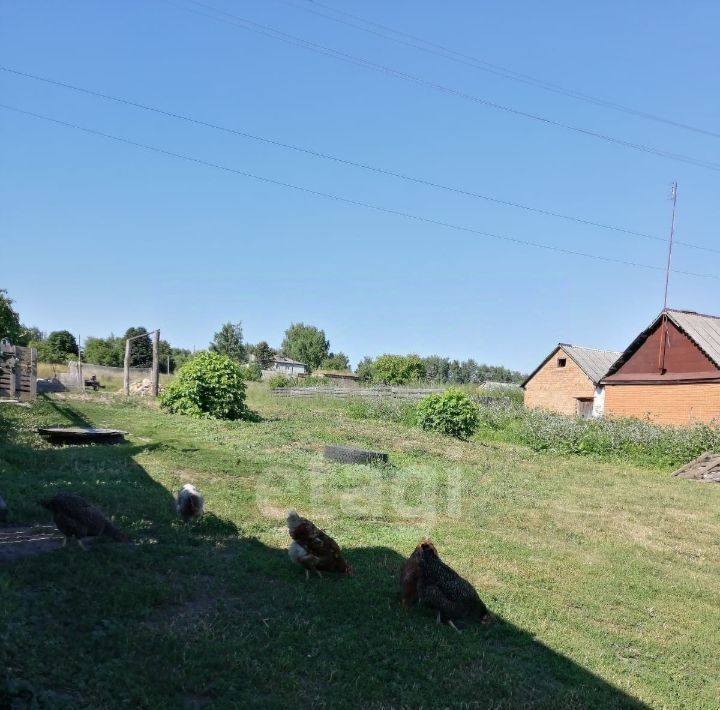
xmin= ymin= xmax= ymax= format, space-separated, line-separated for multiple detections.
xmin=355 ymin=356 xmax=374 ymax=382
xmin=172 ymin=347 xmax=194 ymax=371
xmin=209 ymin=322 xmax=246 ymax=363
xmin=0 ymin=289 xmax=22 ymax=343
xmin=320 ymin=352 xmax=350 ymax=371
xmin=372 ymin=354 xmax=426 ymax=385
xmin=34 ymin=330 xmax=78 ymax=363
xmin=160 ymin=351 xmax=249 ymax=420
xmin=83 ymin=336 xmax=124 ymax=367
xmin=124 ymin=327 xmax=153 ymax=368
xmin=18 ymin=326 xmax=43 ymax=346
xmin=281 ymin=323 xmax=329 ymax=370
xmin=242 ymin=362 xmax=263 ymax=381
xmin=254 ymin=340 xmax=275 ymax=369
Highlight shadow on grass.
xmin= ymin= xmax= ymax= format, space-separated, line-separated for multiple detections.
xmin=0 ymin=400 xmax=647 ymax=709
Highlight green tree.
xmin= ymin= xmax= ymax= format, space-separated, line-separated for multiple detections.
xmin=172 ymin=347 xmax=194 ymax=371
xmin=281 ymin=323 xmax=329 ymax=370
xmin=84 ymin=336 xmax=124 ymax=367
xmin=209 ymin=322 xmax=246 ymax=363
xmin=320 ymin=352 xmax=350 ymax=371
xmin=18 ymin=326 xmax=43 ymax=346
xmin=124 ymin=327 xmax=153 ymax=367
xmin=254 ymin=340 xmax=275 ymax=369
xmin=355 ymin=356 xmax=374 ymax=382
xmin=35 ymin=330 xmax=78 ymax=363
xmin=372 ymin=354 xmax=426 ymax=385
xmin=0 ymin=289 xmax=22 ymax=343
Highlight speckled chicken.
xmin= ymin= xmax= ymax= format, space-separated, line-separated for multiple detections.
xmin=40 ymin=493 xmax=129 ymax=550
xmin=400 ymin=537 xmax=435 ymax=607
xmin=416 ymin=539 xmax=490 ymax=632
xmin=287 ymin=509 xmax=351 ymax=578
xmin=176 ymin=484 xmax=204 ymax=523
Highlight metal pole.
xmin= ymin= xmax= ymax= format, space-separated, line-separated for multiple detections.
xmin=658 ymin=182 xmax=677 ymax=374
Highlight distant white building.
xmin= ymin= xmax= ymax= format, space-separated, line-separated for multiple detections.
xmin=262 ymin=356 xmax=308 ymax=377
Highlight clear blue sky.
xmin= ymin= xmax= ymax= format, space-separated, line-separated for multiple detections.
xmin=2 ymin=1 xmax=719 ymax=372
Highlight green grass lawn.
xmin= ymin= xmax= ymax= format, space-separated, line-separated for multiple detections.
xmin=1 ymin=387 xmax=718 ymax=708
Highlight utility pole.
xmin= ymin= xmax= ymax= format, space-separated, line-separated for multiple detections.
xmin=658 ymin=182 xmax=677 ymax=374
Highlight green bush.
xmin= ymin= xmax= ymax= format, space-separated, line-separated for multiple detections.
xmin=372 ymin=354 xmax=426 ymax=385
xmin=416 ymin=389 xmax=480 ymax=439
xmin=159 ymin=352 xmax=248 ymax=420
xmin=267 ymin=373 xmax=293 ymax=388
xmin=242 ymin=362 xmax=263 ymax=382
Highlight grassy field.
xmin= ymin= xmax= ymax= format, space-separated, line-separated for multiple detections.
xmin=1 ymin=387 xmax=718 ymax=708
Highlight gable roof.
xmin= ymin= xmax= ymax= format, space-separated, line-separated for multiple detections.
xmin=522 ymin=343 xmax=622 ymax=388
xmin=271 ymin=356 xmax=307 ymax=366
xmin=604 ymin=309 xmax=720 ymax=378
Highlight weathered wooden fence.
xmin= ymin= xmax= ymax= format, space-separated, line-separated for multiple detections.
xmin=0 ymin=341 xmax=37 ymax=401
xmin=272 ymin=386 xmax=443 ymax=400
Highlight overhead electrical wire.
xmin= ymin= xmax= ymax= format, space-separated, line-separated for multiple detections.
xmin=4 ymin=65 xmax=717 ymax=254
xmin=2 ymin=102 xmax=717 ymax=281
xmin=269 ymin=0 xmax=720 ymax=140
xmin=159 ymin=0 xmax=720 ymax=173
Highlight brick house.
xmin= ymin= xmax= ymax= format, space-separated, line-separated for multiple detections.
xmin=602 ymin=309 xmax=720 ymax=426
xmin=522 ymin=344 xmax=621 ymax=418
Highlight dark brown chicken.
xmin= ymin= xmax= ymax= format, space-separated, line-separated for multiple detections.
xmin=287 ymin=509 xmax=351 ymax=577
xmin=0 ymin=494 xmax=7 ymax=525
xmin=40 ymin=493 xmax=129 ymax=550
xmin=400 ymin=537 xmax=437 ymax=607
xmin=415 ymin=539 xmax=490 ymax=632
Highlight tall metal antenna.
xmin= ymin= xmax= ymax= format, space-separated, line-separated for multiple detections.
xmin=662 ymin=182 xmax=678 ymax=311
xmin=658 ymin=181 xmax=678 ymax=373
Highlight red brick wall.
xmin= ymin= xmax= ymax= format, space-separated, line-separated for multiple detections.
xmin=524 ymin=348 xmax=595 ymax=416
xmin=605 ymin=383 xmax=720 ymax=426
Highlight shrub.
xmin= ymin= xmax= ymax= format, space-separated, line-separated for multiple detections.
xmin=242 ymin=362 xmax=263 ymax=382
xmin=267 ymin=373 xmax=293 ymax=389
xmin=416 ymin=389 xmax=480 ymax=439
xmin=160 ymin=352 xmax=248 ymax=420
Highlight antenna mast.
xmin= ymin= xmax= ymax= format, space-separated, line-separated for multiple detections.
xmin=658 ymin=182 xmax=677 ymax=374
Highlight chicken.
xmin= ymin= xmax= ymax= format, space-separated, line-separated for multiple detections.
xmin=416 ymin=539 xmax=490 ymax=632
xmin=40 ymin=493 xmax=129 ymax=550
xmin=176 ymin=484 xmax=204 ymax=523
xmin=0 ymin=494 xmax=7 ymax=525
xmin=400 ymin=537 xmax=436 ymax=607
xmin=286 ymin=509 xmax=351 ymax=578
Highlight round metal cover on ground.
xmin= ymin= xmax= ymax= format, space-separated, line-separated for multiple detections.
xmin=34 ymin=427 xmax=128 ymax=444
xmin=323 ymin=444 xmax=389 ymax=465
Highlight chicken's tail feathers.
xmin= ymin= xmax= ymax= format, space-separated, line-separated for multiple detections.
xmin=286 ymin=509 xmax=301 ymax=527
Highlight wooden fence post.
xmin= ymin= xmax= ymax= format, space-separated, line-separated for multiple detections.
xmin=152 ymin=330 xmax=160 ymax=397
xmin=124 ymin=339 xmax=131 ymax=396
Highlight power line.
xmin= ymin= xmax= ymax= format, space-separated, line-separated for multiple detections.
xmin=161 ymin=0 xmax=720 ymax=173
xmin=2 ymin=102 xmax=717 ymax=281
xmin=4 ymin=66 xmax=717 ymax=254
xmin=270 ymin=0 xmax=720 ymax=141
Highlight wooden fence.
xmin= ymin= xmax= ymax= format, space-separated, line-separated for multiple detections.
xmin=272 ymin=386 xmax=443 ymax=400
xmin=0 ymin=341 xmax=37 ymax=401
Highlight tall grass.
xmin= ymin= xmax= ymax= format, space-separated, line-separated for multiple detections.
xmin=477 ymin=401 xmax=720 ymax=468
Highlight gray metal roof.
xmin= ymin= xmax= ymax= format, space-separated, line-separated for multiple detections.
xmin=560 ymin=344 xmax=622 ymax=385
xmin=666 ymin=309 xmax=720 ymax=366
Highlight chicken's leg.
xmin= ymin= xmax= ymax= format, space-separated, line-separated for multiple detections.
xmin=447 ymin=620 xmax=461 ymax=634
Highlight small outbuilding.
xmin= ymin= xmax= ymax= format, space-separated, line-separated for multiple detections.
xmin=522 ymin=344 xmax=621 ymax=418
xmin=602 ymin=309 xmax=720 ymax=426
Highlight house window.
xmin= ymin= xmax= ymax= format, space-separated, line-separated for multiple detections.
xmin=557 ymin=358 xmax=567 ymax=368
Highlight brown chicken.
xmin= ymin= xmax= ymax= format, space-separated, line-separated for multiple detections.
xmin=40 ymin=493 xmax=129 ymax=550
xmin=287 ymin=509 xmax=351 ymax=578
xmin=400 ymin=537 xmax=437 ymax=607
xmin=411 ymin=538 xmax=491 ymax=632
